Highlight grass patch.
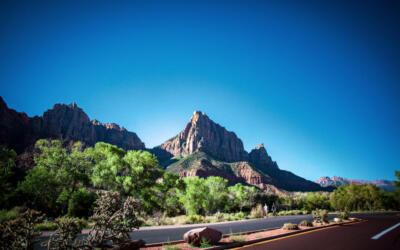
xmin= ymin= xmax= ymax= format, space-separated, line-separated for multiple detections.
xmin=0 ymin=209 xmax=18 ymax=224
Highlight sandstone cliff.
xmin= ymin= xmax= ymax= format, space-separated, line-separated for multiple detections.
xmin=0 ymin=97 xmax=145 ymax=152
xmin=159 ymin=111 xmax=248 ymax=162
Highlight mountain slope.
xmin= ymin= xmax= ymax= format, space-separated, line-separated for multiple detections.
xmin=316 ymin=176 xmax=396 ymax=192
xmin=155 ymin=111 xmax=326 ymax=192
xmin=0 ymin=97 xmax=145 ymax=153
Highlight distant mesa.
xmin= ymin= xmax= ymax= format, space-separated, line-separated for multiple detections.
xmin=316 ymin=176 xmax=396 ymax=192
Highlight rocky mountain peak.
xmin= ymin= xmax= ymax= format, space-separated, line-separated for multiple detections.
xmin=249 ymin=143 xmax=278 ymax=169
xmin=160 ymin=111 xmax=248 ymax=162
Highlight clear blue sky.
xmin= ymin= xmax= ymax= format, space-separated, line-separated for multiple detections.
xmin=1 ymin=0 xmax=399 ymax=182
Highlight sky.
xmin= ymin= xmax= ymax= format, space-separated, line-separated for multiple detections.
xmin=1 ymin=0 xmax=399 ymax=182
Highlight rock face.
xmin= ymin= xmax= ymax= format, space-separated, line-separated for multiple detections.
xmin=159 ymin=111 xmax=327 ymax=192
xmin=183 ymin=227 xmax=222 ymax=247
xmin=316 ymin=176 xmax=396 ymax=192
xmin=159 ymin=111 xmax=248 ymax=162
xmin=0 ymin=97 xmax=145 ymax=153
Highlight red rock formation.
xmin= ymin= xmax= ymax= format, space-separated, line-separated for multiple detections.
xmin=316 ymin=176 xmax=396 ymax=192
xmin=0 ymin=97 xmax=145 ymax=152
xmin=160 ymin=111 xmax=248 ymax=162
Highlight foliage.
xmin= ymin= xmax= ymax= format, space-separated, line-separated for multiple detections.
xmin=330 ymin=184 xmax=390 ymax=211
xmin=312 ymin=209 xmax=328 ymax=224
xmin=303 ymin=192 xmax=331 ymax=211
xmin=0 ymin=146 xmax=17 ymax=209
xmin=337 ymin=210 xmax=349 ymax=220
xmin=89 ymin=142 xmax=162 ymax=213
xmin=44 ymin=217 xmax=83 ymax=250
xmin=203 ymin=176 xmax=229 ymax=214
xmin=0 ymin=209 xmax=18 ymax=224
xmin=179 ymin=177 xmax=208 ymax=215
xmin=298 ymin=220 xmax=313 ymax=227
xmin=152 ymin=172 xmax=185 ymax=216
xmin=282 ymin=223 xmax=299 ymax=230
xmin=250 ymin=204 xmax=264 ymax=218
xmin=67 ymin=188 xmax=97 ymax=218
xmin=0 ymin=208 xmax=45 ymax=250
xmin=35 ymin=222 xmax=58 ymax=231
xmin=185 ymin=215 xmax=205 ymax=224
xmin=87 ymin=191 xmax=143 ymax=247
xmin=199 ymin=237 xmax=213 ymax=248
xmin=228 ymin=183 xmax=258 ymax=212
xmin=17 ymin=166 xmax=62 ymax=216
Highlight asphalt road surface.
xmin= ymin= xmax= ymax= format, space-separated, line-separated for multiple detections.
xmin=235 ymin=212 xmax=400 ymax=250
xmin=34 ymin=212 xmax=397 ymax=249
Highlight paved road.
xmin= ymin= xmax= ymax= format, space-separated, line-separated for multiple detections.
xmin=34 ymin=212 xmax=396 ymax=249
xmin=236 ymin=213 xmax=400 ymax=250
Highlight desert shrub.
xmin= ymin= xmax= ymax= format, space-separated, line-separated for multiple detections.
xmin=298 ymin=220 xmax=313 ymax=227
xmin=250 ymin=204 xmax=264 ymax=218
xmin=44 ymin=217 xmax=83 ymax=249
xmin=214 ymin=212 xmax=225 ymax=222
xmin=0 ymin=208 xmax=45 ymax=249
xmin=87 ymin=191 xmax=143 ymax=247
xmin=185 ymin=215 xmax=205 ymax=224
xmin=338 ymin=210 xmax=349 ymax=220
xmin=235 ymin=211 xmax=246 ymax=219
xmin=312 ymin=209 xmax=328 ymax=224
xmin=199 ymin=237 xmax=213 ymax=248
xmin=68 ymin=188 xmax=97 ymax=218
xmin=35 ymin=221 xmax=58 ymax=231
xmin=282 ymin=223 xmax=299 ymax=230
xmin=0 ymin=209 xmax=18 ymax=224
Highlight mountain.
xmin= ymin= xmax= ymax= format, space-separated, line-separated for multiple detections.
xmin=155 ymin=111 xmax=326 ymax=192
xmin=0 ymin=97 xmax=145 ymax=153
xmin=160 ymin=111 xmax=248 ymax=162
xmin=316 ymin=176 xmax=396 ymax=192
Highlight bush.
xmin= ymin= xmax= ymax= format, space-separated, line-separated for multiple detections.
xmin=338 ymin=210 xmax=349 ymax=220
xmin=44 ymin=217 xmax=83 ymax=249
xmin=68 ymin=188 xmax=97 ymax=218
xmin=0 ymin=209 xmax=18 ymax=224
xmin=250 ymin=204 xmax=264 ymax=218
xmin=282 ymin=223 xmax=299 ymax=230
xmin=185 ymin=215 xmax=205 ymax=224
xmin=87 ymin=191 xmax=143 ymax=247
xmin=298 ymin=220 xmax=313 ymax=227
xmin=235 ymin=211 xmax=246 ymax=219
xmin=35 ymin=222 xmax=58 ymax=231
xmin=312 ymin=209 xmax=328 ymax=224
xmin=0 ymin=208 xmax=45 ymax=249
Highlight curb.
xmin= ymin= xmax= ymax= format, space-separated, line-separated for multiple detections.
xmin=145 ymin=219 xmax=366 ymax=249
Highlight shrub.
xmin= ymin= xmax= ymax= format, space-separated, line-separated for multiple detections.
xmin=0 ymin=209 xmax=18 ymax=224
xmin=35 ymin=222 xmax=58 ymax=231
xmin=282 ymin=223 xmax=299 ymax=230
xmin=0 ymin=208 xmax=45 ymax=249
xmin=87 ymin=191 xmax=143 ymax=247
xmin=68 ymin=188 xmax=97 ymax=218
xmin=250 ymin=204 xmax=264 ymax=218
xmin=298 ymin=220 xmax=313 ymax=227
xmin=338 ymin=210 xmax=349 ymax=220
xmin=235 ymin=211 xmax=246 ymax=219
xmin=199 ymin=237 xmax=213 ymax=248
xmin=312 ymin=209 xmax=328 ymax=224
xmin=185 ymin=215 xmax=205 ymax=224
xmin=44 ymin=217 xmax=83 ymax=249
xmin=214 ymin=212 xmax=225 ymax=222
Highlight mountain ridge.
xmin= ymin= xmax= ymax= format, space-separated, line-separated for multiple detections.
xmin=316 ymin=176 xmax=396 ymax=192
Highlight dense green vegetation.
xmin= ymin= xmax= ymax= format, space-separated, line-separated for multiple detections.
xmin=0 ymin=140 xmax=399 ymax=248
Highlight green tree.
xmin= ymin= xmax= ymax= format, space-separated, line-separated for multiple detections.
xmin=152 ymin=172 xmax=185 ymax=216
xmin=204 ymin=176 xmax=228 ymax=214
xmin=34 ymin=139 xmax=92 ymax=213
xmin=303 ymin=192 xmax=331 ymax=211
xmin=178 ymin=177 xmax=208 ymax=215
xmin=89 ymin=142 xmax=162 ymax=212
xmin=17 ymin=166 xmax=61 ymax=216
xmin=228 ymin=183 xmax=258 ymax=212
xmin=0 ymin=146 xmax=17 ymax=209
